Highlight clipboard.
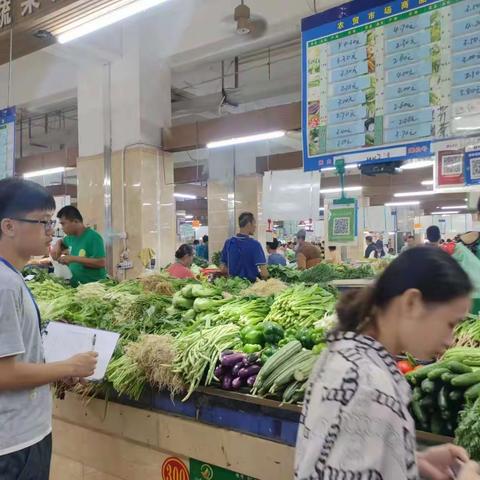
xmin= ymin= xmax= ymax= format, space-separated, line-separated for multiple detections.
xmin=43 ymin=322 xmax=120 ymax=381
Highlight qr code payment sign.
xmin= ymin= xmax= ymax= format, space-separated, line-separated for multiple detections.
xmin=442 ymin=154 xmax=463 ymax=176
xmin=470 ymin=156 xmax=480 ymax=180
xmin=333 ymin=217 xmax=350 ymax=236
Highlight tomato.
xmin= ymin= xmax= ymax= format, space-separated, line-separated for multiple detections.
xmin=397 ymin=360 xmax=415 ymax=374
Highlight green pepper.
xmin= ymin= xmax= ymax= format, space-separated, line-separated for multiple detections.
xmin=312 ymin=343 xmax=325 ymax=355
xmin=262 ymin=321 xmax=284 ymax=344
xmin=311 ymin=332 xmax=325 ymax=346
xmin=285 ymin=328 xmax=297 ymax=338
xmin=296 ymin=328 xmax=315 ymax=349
xmin=278 ymin=336 xmax=297 ymax=348
xmin=240 ymin=326 xmax=265 ymax=346
xmin=243 ymin=344 xmax=262 ymax=354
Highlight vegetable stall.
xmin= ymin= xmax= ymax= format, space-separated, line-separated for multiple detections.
xmin=26 ymin=263 xmax=462 ymax=480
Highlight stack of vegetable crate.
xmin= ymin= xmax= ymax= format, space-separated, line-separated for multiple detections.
xmin=407 ymin=349 xmax=480 ymax=437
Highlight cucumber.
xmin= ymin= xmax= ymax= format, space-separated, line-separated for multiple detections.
xmin=412 ymin=386 xmax=423 ymax=402
xmin=465 ymin=383 xmax=480 ymax=401
xmin=406 ymin=362 xmax=443 ymax=385
xmin=411 ymin=399 xmax=428 ymax=429
xmin=427 ymin=368 xmax=449 ymax=380
xmin=446 ymin=361 xmax=472 ymax=374
xmin=449 ymin=390 xmax=464 ymax=402
xmin=441 ymin=372 xmax=456 ymax=383
xmin=420 ymin=396 xmax=434 ymax=409
xmin=421 ymin=378 xmax=436 ymax=394
xmin=438 ymin=386 xmax=449 ymax=411
xmin=430 ymin=412 xmax=443 ymax=435
xmin=451 ymin=371 xmax=480 ymax=388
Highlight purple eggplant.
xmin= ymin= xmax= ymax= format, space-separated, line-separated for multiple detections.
xmin=232 ymin=362 xmax=244 ymax=377
xmin=242 ymin=353 xmax=260 ymax=366
xmin=246 ymin=375 xmax=257 ymax=387
xmin=214 ymin=365 xmax=224 ymax=379
xmin=222 ymin=374 xmax=233 ymax=390
xmin=232 ymin=377 xmax=243 ymax=390
xmin=221 ymin=349 xmax=235 ymax=359
xmin=221 ymin=353 xmax=246 ymax=368
xmin=238 ymin=365 xmax=261 ymax=378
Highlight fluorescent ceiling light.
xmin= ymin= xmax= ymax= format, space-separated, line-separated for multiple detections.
xmin=207 ymin=131 xmax=285 ymax=149
xmin=400 ymin=160 xmax=434 ymax=170
xmin=23 ymin=167 xmax=66 ymax=178
xmin=432 ymin=211 xmax=460 ymax=215
xmin=320 ymin=186 xmax=363 ymax=194
xmin=441 ymin=205 xmax=467 ymax=210
xmin=57 ymin=0 xmax=170 ymax=44
xmin=394 ymin=190 xmax=436 ymax=198
xmin=142 ymin=203 xmax=152 ymax=206
xmin=321 ymin=164 xmax=358 ymax=172
xmin=174 ymin=193 xmax=197 ymax=200
xmin=421 ymin=180 xmax=434 ymax=186
xmin=319 ymin=207 xmax=325 ymax=211
xmin=385 ymin=201 xmax=420 ymax=207
xmin=185 ymin=215 xmax=194 ymax=219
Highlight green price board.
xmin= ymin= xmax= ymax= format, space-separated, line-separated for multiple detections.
xmin=189 ymin=459 xmax=257 ymax=480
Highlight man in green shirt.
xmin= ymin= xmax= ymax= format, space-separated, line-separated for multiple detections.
xmin=52 ymin=206 xmax=107 ymax=286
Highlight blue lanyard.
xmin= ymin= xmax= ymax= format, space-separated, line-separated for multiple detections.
xmin=0 ymin=257 xmax=42 ymax=332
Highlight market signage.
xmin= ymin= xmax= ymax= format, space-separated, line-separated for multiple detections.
xmin=0 ymin=0 xmax=69 ymax=31
xmin=160 ymin=456 xmax=258 ymax=480
xmin=0 ymin=106 xmax=15 ymax=180
xmin=465 ymin=149 xmax=480 ymax=185
xmin=302 ymin=0 xmax=480 ymax=171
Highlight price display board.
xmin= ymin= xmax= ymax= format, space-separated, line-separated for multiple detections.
xmin=302 ymin=0 xmax=480 ymax=171
xmin=0 ymin=107 xmax=15 ymax=179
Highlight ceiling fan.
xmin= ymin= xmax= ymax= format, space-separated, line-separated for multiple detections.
xmin=228 ymin=0 xmax=268 ymax=39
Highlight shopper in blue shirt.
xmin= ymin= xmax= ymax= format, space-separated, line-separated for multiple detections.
xmin=267 ymin=239 xmax=287 ymax=266
xmin=221 ymin=212 xmax=268 ymax=282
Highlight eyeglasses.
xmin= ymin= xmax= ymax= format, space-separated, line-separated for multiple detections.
xmin=11 ymin=218 xmax=56 ymax=232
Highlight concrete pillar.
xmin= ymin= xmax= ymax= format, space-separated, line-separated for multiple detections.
xmin=76 ymin=23 xmax=174 ymax=278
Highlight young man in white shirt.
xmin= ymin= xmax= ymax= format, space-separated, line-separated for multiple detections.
xmin=0 ymin=178 xmax=97 ymax=479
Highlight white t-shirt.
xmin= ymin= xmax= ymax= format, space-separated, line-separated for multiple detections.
xmin=295 ymin=331 xmax=418 ymax=480
xmin=0 ymin=262 xmax=52 ymax=455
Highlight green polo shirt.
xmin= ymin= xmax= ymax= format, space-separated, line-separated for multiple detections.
xmin=63 ymin=228 xmax=107 ymax=287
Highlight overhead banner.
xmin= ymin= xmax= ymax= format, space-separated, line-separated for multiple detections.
xmin=0 ymin=106 xmax=15 ymax=180
xmin=302 ymin=0 xmax=480 ymax=171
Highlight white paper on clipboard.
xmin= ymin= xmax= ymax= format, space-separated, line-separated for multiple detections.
xmin=42 ymin=322 xmax=120 ymax=381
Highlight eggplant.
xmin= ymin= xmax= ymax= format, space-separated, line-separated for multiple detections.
xmin=242 ymin=353 xmax=260 ymax=366
xmin=221 ymin=353 xmax=246 ymax=368
xmin=214 ymin=365 xmax=224 ymax=379
xmin=222 ymin=374 xmax=233 ymax=390
xmin=232 ymin=377 xmax=243 ymax=390
xmin=238 ymin=365 xmax=261 ymax=378
xmin=232 ymin=362 xmax=244 ymax=377
xmin=221 ymin=349 xmax=235 ymax=359
xmin=246 ymin=375 xmax=257 ymax=387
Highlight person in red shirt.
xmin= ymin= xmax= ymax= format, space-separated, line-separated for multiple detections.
xmin=167 ymin=244 xmax=194 ymax=279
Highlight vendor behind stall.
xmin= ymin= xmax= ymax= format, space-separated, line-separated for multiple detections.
xmin=221 ymin=212 xmax=268 ymax=282
xmin=167 ymin=244 xmax=195 ymax=279
xmin=51 ymin=206 xmax=107 ymax=287
xmin=266 ymin=239 xmax=286 ymax=266
xmin=295 ymin=229 xmax=322 ymax=270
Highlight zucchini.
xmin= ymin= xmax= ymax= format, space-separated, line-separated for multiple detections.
xmin=421 ymin=378 xmax=436 ymax=394
xmin=427 ymin=368 xmax=449 ymax=380
xmin=446 ymin=361 xmax=472 ymax=374
xmin=441 ymin=371 xmax=456 ymax=383
xmin=465 ymin=382 xmax=480 ymax=401
xmin=451 ymin=371 xmax=480 ymax=388
xmin=282 ymin=381 xmax=302 ymax=403
xmin=269 ymin=351 xmax=314 ymax=391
